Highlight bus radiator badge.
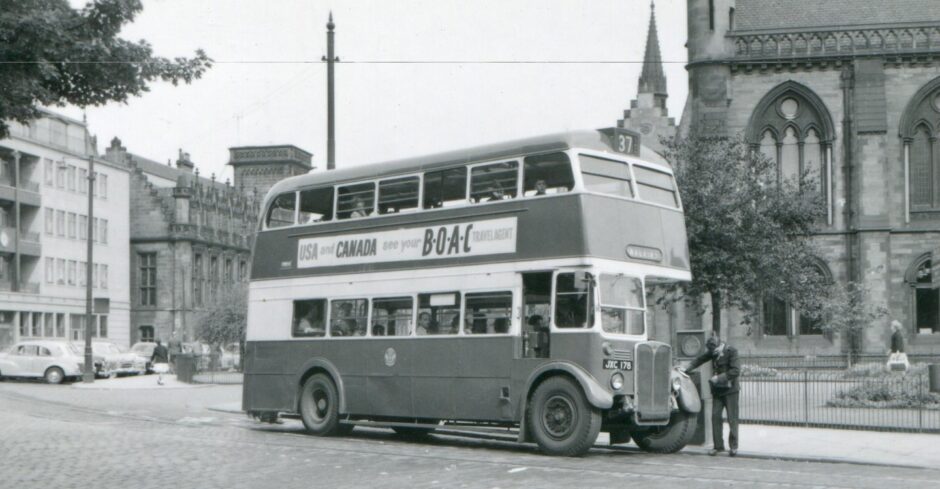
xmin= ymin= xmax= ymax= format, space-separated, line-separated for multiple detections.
xmin=384 ymin=348 xmax=397 ymax=367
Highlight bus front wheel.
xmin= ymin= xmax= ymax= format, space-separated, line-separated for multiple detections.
xmin=299 ymin=374 xmax=348 ymax=436
xmin=528 ymin=376 xmax=601 ymax=457
xmin=632 ymin=410 xmax=697 ymax=454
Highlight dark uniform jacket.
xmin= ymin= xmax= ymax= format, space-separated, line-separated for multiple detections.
xmin=687 ymin=345 xmax=741 ymax=396
xmin=151 ymin=344 xmax=169 ymax=364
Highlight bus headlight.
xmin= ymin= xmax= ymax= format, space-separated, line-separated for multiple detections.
xmin=610 ymin=372 xmax=624 ymax=390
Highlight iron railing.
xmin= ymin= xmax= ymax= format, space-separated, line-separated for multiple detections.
xmin=739 ymin=367 xmax=940 ymax=433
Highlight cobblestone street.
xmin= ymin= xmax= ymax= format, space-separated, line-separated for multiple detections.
xmin=2 ymin=383 xmax=939 ymax=489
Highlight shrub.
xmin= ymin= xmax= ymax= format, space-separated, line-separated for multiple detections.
xmin=826 ymin=376 xmax=940 ymax=410
xmin=740 ymin=364 xmax=780 ymax=378
xmin=840 ymin=362 xmax=927 ymax=379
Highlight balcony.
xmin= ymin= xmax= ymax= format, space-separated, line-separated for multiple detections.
xmin=0 ymin=281 xmax=40 ymax=294
xmin=0 ymin=227 xmax=42 ymax=256
xmin=0 ymin=175 xmax=42 ymax=207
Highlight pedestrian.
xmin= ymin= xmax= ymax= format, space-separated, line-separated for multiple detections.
xmin=887 ymin=319 xmax=910 ymax=371
xmin=167 ymin=333 xmax=182 ymax=373
xmin=151 ymin=340 xmax=170 ymax=386
xmin=683 ymin=333 xmax=741 ymax=456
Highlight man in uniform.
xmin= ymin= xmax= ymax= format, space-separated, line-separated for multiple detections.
xmin=683 ymin=334 xmax=741 ymax=456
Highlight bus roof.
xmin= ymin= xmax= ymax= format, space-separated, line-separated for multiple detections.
xmin=264 ymin=128 xmax=670 ymax=202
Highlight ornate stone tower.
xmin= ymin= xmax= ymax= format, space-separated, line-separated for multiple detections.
xmin=618 ymin=1 xmax=677 ymax=155
xmin=681 ymin=0 xmax=735 ymax=137
xmin=227 ymin=145 xmax=314 ymax=200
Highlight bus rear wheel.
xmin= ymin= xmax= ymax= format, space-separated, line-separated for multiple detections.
xmin=299 ymin=374 xmax=346 ymax=436
xmin=632 ymin=410 xmax=697 ymax=454
xmin=528 ymin=376 xmax=601 ymax=457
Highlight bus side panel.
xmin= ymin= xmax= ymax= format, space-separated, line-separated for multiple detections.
xmin=453 ymin=337 xmax=515 ymax=421
xmin=549 ymin=332 xmax=635 ymax=397
xmin=243 ymin=341 xmax=296 ymax=412
xmin=360 ymin=339 xmax=413 ymax=418
xmin=412 ymin=339 xmax=458 ymax=419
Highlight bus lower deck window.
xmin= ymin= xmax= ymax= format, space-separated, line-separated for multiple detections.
xmin=555 ymin=272 xmax=594 ymax=328
xmin=372 ymin=297 xmax=414 ymax=336
xmin=464 ymin=291 xmax=513 ymax=334
xmin=330 ymin=299 xmax=368 ymax=336
xmin=417 ymin=292 xmax=460 ymax=335
xmin=293 ymin=299 xmax=327 ymax=337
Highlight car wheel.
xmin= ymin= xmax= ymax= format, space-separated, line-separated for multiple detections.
xmin=528 ymin=376 xmax=601 ymax=457
xmin=299 ymin=373 xmax=346 ymax=436
xmin=44 ymin=367 xmax=65 ymax=385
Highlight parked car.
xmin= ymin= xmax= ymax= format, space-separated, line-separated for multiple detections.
xmin=92 ymin=341 xmax=146 ymax=377
xmin=0 ymin=340 xmax=102 ymax=384
xmin=129 ymin=341 xmax=156 ymax=373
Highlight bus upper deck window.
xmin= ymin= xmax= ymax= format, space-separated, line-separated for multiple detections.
xmin=337 ymin=183 xmax=376 ymax=219
xmin=423 ymin=167 xmax=467 ymax=209
xmin=599 ymin=274 xmax=645 ymax=335
xmin=580 ymin=154 xmax=633 ymax=198
xmin=470 ymin=161 xmax=518 ymax=203
xmin=634 ymin=166 xmax=679 ymax=208
xmin=523 ymin=153 xmax=574 ymax=196
xmin=298 ymin=187 xmax=334 ymax=224
xmin=378 ymin=176 xmax=420 ymax=215
xmin=265 ymin=192 xmax=296 ymax=229
xmin=554 ymin=272 xmax=594 ymax=329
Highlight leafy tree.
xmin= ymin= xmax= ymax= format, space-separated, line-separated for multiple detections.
xmin=816 ymin=281 xmax=888 ymax=364
xmin=0 ymin=0 xmax=211 ymax=137
xmin=195 ymin=284 xmax=247 ymax=349
xmin=658 ymin=135 xmax=829 ymax=333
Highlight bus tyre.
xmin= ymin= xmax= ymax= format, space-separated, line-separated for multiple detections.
xmin=633 ymin=410 xmax=697 ymax=454
xmin=528 ymin=376 xmax=601 ymax=457
xmin=299 ymin=374 xmax=345 ymax=436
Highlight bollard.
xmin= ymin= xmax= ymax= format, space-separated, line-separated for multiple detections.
xmin=175 ymin=353 xmax=196 ymax=383
xmin=929 ymin=364 xmax=940 ymax=393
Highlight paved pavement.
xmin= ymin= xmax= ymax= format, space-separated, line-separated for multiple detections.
xmin=1 ymin=374 xmax=939 ymax=481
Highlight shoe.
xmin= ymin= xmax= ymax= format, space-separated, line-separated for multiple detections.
xmin=709 ymin=448 xmax=724 ymax=456
xmin=729 ymin=449 xmax=737 ymax=457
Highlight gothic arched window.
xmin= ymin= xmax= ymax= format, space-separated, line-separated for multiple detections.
xmin=900 ymin=78 xmax=940 ymax=222
xmin=761 ymin=260 xmax=832 ymax=337
xmin=905 ymin=254 xmax=939 ymax=335
xmin=747 ymin=83 xmax=835 ymax=225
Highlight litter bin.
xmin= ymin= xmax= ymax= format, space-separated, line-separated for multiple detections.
xmin=930 ymin=364 xmax=940 ymax=393
xmin=175 ymin=353 xmax=195 ymax=383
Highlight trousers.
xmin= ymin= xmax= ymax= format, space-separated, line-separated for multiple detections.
xmin=712 ymin=392 xmax=739 ymax=450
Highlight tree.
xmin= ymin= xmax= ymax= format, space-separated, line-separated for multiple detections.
xmin=195 ymin=284 xmax=247 ymax=349
xmin=0 ymin=0 xmax=211 ymax=137
xmin=816 ymin=281 xmax=888 ymax=364
xmin=658 ymin=134 xmax=830 ymax=333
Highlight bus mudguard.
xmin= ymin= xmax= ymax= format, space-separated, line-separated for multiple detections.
xmin=294 ymin=357 xmax=347 ymax=414
xmin=672 ymin=368 xmax=702 ymax=414
xmin=516 ymin=361 xmax=614 ymax=442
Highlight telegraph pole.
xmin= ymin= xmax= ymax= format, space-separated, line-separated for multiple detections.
xmin=83 ymin=153 xmax=96 ymax=383
xmin=322 ymin=12 xmax=339 ymax=170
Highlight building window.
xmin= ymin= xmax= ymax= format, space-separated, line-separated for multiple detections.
xmin=210 ymin=255 xmax=219 ymax=301
xmin=97 ymin=315 xmax=108 ymax=338
xmin=78 ymin=168 xmax=87 ymax=194
xmin=193 ymin=253 xmax=203 ymax=307
xmin=98 ymin=173 xmax=108 ymax=199
xmin=70 ymin=314 xmax=84 ymax=341
xmin=79 ymin=261 xmax=86 ymax=287
xmin=908 ymin=255 xmax=939 ymax=334
xmin=45 ymin=257 xmax=54 ymax=283
xmin=56 ymin=164 xmax=66 ymax=189
xmin=44 ymin=159 xmax=54 ymax=186
xmin=901 ymin=80 xmax=940 ymax=221
xmin=67 ymin=212 xmax=76 ymax=239
xmin=100 ymin=218 xmax=107 ymax=244
xmin=67 ymin=260 xmax=76 ymax=285
xmin=747 ymin=83 xmax=834 ymax=224
xmin=92 ymin=217 xmax=98 ymax=242
xmin=139 ymin=325 xmax=154 ymax=343
xmin=139 ymin=253 xmax=156 ymax=306
xmin=762 ymin=295 xmax=790 ymax=336
xmin=239 ymin=260 xmax=247 ymax=282
xmin=56 ymin=210 xmax=65 ymax=237
xmin=79 ymin=214 xmax=87 ymax=240
xmin=92 ymin=263 xmax=98 ymax=289
xmin=56 ymin=258 xmax=65 ymax=284
xmin=224 ymin=258 xmax=233 ymax=283
xmin=66 ymin=165 xmax=76 ymax=191
xmin=100 ymin=264 xmax=108 ymax=289
xmin=44 ymin=208 xmax=54 ymax=235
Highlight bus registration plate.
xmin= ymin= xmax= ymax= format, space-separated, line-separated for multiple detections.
xmin=603 ymin=359 xmax=633 ymax=371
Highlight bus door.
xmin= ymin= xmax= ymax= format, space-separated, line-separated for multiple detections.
xmin=522 ymin=272 xmax=553 ymax=358
xmin=549 ymin=270 xmax=595 ymax=359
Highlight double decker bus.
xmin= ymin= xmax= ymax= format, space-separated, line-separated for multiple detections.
xmin=243 ymin=128 xmax=701 ymax=456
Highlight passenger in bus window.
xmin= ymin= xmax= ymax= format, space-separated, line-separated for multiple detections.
xmin=298 ymin=309 xmax=324 ymax=336
xmin=534 ymin=179 xmax=547 ymax=196
xmin=372 ymin=323 xmax=386 ymax=336
xmin=493 ymin=317 xmax=510 ymax=334
xmin=350 ymin=197 xmax=369 ymax=218
xmin=447 ymin=315 xmax=461 ymax=334
xmin=416 ymin=312 xmax=434 ymax=335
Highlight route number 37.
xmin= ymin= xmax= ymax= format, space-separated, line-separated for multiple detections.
xmin=616 ymin=134 xmax=634 ymax=154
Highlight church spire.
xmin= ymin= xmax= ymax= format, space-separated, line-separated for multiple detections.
xmin=637 ymin=0 xmax=667 ymax=97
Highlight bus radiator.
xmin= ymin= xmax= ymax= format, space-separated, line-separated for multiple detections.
xmin=634 ymin=343 xmax=672 ymax=422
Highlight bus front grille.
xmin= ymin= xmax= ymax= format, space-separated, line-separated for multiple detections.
xmin=634 ymin=342 xmax=672 ymax=422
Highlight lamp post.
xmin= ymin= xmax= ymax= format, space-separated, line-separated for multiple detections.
xmin=83 ymin=154 xmax=96 ymax=383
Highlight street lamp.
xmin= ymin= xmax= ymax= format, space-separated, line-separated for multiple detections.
xmin=82 ymin=154 xmax=96 ymax=383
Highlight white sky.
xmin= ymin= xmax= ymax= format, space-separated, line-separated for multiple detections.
xmin=62 ymin=0 xmax=689 ymax=181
